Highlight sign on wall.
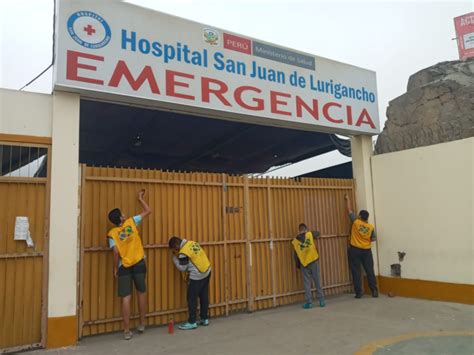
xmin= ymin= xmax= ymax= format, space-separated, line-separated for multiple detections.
xmin=454 ymin=12 xmax=474 ymax=60
xmin=54 ymin=0 xmax=380 ymax=135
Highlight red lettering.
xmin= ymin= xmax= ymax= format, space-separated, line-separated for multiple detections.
xmin=201 ymin=77 xmax=231 ymax=106
xmin=66 ymin=50 xmax=104 ymax=85
xmin=270 ymin=91 xmax=291 ymax=116
xmin=166 ymin=70 xmax=195 ymax=100
xmin=355 ymin=108 xmax=376 ymax=129
xmin=108 ymin=60 xmax=160 ymax=93
xmin=346 ymin=105 xmax=353 ymax=125
xmin=296 ymin=96 xmax=319 ymax=120
xmin=322 ymin=102 xmax=343 ymax=123
xmin=234 ymin=86 xmax=264 ymax=111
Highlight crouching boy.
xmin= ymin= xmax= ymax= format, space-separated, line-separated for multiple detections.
xmin=168 ymin=236 xmax=212 ymax=330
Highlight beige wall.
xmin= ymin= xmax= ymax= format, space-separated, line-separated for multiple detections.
xmin=372 ymin=138 xmax=473 ymax=285
xmin=351 ymin=135 xmax=379 ymax=274
xmin=0 ymin=89 xmax=81 ymax=340
xmin=48 ymin=91 xmax=80 ymax=317
xmin=0 ymin=88 xmax=52 ymax=137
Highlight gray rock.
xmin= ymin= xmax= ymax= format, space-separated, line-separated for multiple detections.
xmin=375 ymin=58 xmax=474 ymax=154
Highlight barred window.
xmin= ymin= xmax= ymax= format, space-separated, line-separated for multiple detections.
xmin=0 ymin=144 xmax=48 ymax=178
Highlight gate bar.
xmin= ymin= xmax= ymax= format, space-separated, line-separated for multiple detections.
xmin=267 ymin=180 xmax=277 ymax=308
xmin=243 ymin=176 xmax=254 ymax=312
xmin=221 ymin=174 xmax=230 ymax=316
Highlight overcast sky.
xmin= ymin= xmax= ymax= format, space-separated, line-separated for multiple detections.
xmin=0 ymin=0 xmax=471 ymax=176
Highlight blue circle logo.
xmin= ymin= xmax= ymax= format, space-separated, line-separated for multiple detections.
xmin=67 ymin=11 xmax=111 ymax=49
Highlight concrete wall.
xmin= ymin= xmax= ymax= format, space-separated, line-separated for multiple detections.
xmin=46 ymin=92 xmax=80 ymax=348
xmin=372 ymin=138 xmax=473 ymax=285
xmin=351 ymin=135 xmax=379 ymax=274
xmin=0 ymin=89 xmax=81 ymax=346
xmin=48 ymin=91 xmax=80 ymax=316
xmin=0 ymin=88 xmax=52 ymax=137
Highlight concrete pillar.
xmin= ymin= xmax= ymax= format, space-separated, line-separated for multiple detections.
xmin=47 ymin=91 xmax=80 ymax=348
xmin=351 ymin=135 xmax=379 ymax=275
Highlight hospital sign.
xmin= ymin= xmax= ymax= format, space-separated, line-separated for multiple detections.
xmin=54 ymin=0 xmax=380 ymax=135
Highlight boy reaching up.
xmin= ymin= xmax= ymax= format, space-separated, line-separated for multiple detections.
xmin=107 ymin=189 xmax=151 ymax=340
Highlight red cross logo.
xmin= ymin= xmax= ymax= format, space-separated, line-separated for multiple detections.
xmin=83 ymin=24 xmax=96 ymax=36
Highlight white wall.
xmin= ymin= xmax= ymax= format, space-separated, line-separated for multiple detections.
xmin=351 ymin=135 xmax=379 ymax=274
xmin=48 ymin=91 xmax=80 ymax=317
xmin=0 ymin=88 xmax=52 ymax=137
xmin=372 ymin=138 xmax=474 ymax=284
xmin=0 ymin=89 xmax=81 ymax=318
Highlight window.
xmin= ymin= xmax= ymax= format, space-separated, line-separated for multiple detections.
xmin=0 ymin=144 xmax=48 ymax=178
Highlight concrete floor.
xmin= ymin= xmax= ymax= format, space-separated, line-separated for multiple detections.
xmin=35 ymin=295 xmax=473 ymax=355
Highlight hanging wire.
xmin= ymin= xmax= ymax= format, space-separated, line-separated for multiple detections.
xmin=19 ymin=0 xmax=56 ymax=91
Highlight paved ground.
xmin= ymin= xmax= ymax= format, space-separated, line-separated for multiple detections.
xmin=373 ymin=335 xmax=474 ymax=354
xmin=34 ymin=295 xmax=473 ymax=355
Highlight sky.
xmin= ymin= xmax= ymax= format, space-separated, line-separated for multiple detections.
xmin=0 ymin=0 xmax=471 ymax=176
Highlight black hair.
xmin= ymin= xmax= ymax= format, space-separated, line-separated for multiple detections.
xmin=359 ymin=210 xmax=369 ymax=221
xmin=298 ymin=223 xmax=307 ymax=231
xmin=108 ymin=208 xmax=122 ymax=226
xmin=168 ymin=236 xmax=182 ymax=249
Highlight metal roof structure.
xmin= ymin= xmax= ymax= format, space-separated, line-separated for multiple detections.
xmin=79 ymin=99 xmax=350 ymax=174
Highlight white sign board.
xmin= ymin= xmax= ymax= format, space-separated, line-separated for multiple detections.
xmin=54 ymin=0 xmax=380 ymax=135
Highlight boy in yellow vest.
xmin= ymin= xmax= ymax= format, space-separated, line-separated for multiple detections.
xmin=107 ymin=189 xmax=151 ymax=340
xmin=168 ymin=236 xmax=212 ymax=330
xmin=293 ymin=223 xmax=326 ymax=309
xmin=344 ymin=194 xmax=378 ymax=298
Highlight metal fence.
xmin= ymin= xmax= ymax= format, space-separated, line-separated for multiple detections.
xmin=79 ymin=166 xmax=354 ymax=337
xmin=0 ymin=141 xmax=50 ymax=352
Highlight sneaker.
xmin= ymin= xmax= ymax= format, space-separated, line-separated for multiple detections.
xmin=355 ymin=294 xmax=363 ymax=299
xmin=123 ymin=331 xmax=133 ymax=340
xmin=178 ymin=322 xmax=198 ymax=330
xmin=302 ymin=303 xmax=314 ymax=309
xmin=372 ymin=291 xmax=379 ymax=298
xmin=319 ymin=300 xmax=326 ymax=307
xmin=198 ymin=319 xmax=209 ymax=326
xmin=137 ymin=324 xmax=145 ymax=333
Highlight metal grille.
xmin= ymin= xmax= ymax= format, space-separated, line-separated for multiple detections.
xmin=0 ymin=142 xmax=50 ymax=352
xmin=79 ymin=166 xmax=354 ymax=337
xmin=0 ymin=144 xmax=48 ymax=178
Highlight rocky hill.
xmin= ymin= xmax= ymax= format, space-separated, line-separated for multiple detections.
xmin=375 ymin=58 xmax=474 ymax=154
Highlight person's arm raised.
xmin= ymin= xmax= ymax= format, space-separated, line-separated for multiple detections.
xmin=137 ymin=189 xmax=152 ymax=219
xmin=344 ymin=194 xmax=353 ymax=215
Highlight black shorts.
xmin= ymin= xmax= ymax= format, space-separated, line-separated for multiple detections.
xmin=117 ymin=259 xmax=147 ymax=297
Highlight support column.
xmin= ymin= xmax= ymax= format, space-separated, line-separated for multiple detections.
xmin=351 ymin=135 xmax=379 ymax=275
xmin=47 ymin=92 xmax=80 ymax=348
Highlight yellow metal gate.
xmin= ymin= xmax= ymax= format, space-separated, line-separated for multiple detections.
xmin=79 ymin=166 xmax=354 ymax=337
xmin=0 ymin=140 xmax=50 ymax=352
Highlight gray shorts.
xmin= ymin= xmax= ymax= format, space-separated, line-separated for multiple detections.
xmin=117 ymin=259 xmax=147 ymax=297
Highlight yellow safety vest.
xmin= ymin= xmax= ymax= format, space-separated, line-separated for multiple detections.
xmin=108 ymin=217 xmax=144 ymax=267
xmin=292 ymin=231 xmax=319 ymax=267
xmin=179 ymin=241 xmax=211 ymax=273
xmin=350 ymin=219 xmax=374 ymax=249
